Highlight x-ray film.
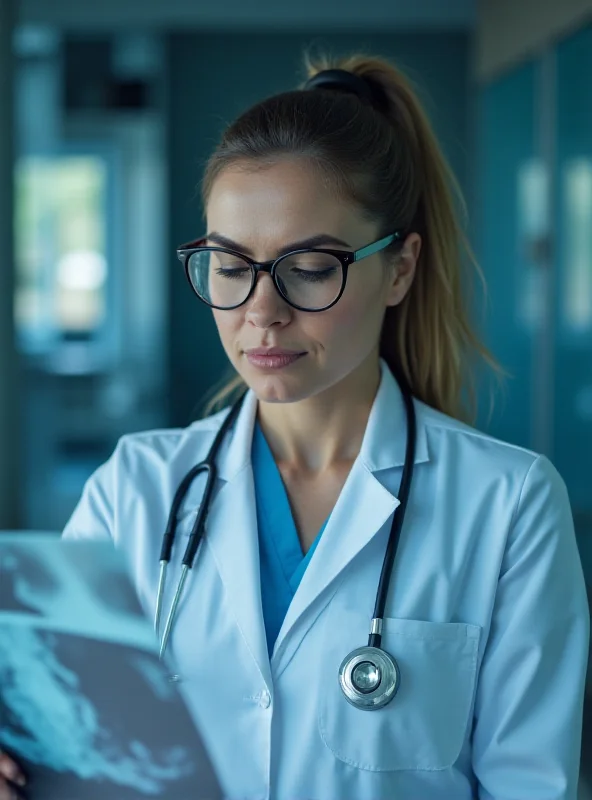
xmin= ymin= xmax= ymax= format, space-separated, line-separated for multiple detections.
xmin=0 ymin=534 xmax=223 ymax=800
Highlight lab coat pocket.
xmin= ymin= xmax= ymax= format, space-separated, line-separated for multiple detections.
xmin=318 ymin=613 xmax=481 ymax=772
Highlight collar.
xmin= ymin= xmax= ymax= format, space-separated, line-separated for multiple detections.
xmin=359 ymin=358 xmax=429 ymax=472
xmin=215 ymin=357 xmax=429 ymax=482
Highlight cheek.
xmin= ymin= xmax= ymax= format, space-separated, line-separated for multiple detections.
xmin=211 ymin=310 xmax=246 ymax=359
xmin=212 ymin=310 xmax=240 ymax=339
xmin=300 ymin=296 xmax=376 ymax=350
xmin=324 ymin=291 xmax=378 ymax=333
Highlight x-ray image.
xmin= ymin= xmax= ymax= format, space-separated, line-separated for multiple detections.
xmin=0 ymin=535 xmax=222 ymax=800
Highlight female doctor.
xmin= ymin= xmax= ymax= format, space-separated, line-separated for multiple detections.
xmin=1 ymin=52 xmax=589 ymax=800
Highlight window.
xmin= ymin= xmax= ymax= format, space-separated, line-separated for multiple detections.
xmin=14 ymin=153 xmax=109 ymax=352
xmin=562 ymin=158 xmax=592 ymax=332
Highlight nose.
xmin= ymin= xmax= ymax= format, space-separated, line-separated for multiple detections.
xmin=244 ymin=271 xmax=291 ymax=328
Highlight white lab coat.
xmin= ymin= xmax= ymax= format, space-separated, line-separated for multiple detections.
xmin=62 ymin=359 xmax=590 ymax=800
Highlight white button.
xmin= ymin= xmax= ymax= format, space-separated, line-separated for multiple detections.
xmin=259 ymin=690 xmax=271 ymax=709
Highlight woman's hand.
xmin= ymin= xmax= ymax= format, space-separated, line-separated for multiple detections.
xmin=0 ymin=751 xmax=26 ymax=799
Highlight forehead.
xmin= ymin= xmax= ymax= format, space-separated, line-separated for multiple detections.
xmin=206 ymin=160 xmax=367 ymax=238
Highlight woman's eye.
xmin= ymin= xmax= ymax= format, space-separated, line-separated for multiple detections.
xmin=292 ymin=267 xmax=338 ymax=282
xmin=215 ymin=267 xmax=250 ymax=280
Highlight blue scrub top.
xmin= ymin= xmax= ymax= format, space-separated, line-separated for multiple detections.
xmin=252 ymin=420 xmax=329 ymax=656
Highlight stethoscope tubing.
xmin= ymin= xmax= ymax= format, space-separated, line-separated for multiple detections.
xmin=155 ymin=391 xmax=247 ymax=657
xmin=368 ymin=383 xmax=416 ymax=649
xmin=155 ymin=378 xmax=416 ymax=703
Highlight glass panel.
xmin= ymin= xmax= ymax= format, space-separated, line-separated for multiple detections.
xmin=14 ymin=155 xmax=108 ymax=351
xmin=516 ymin=157 xmax=548 ymax=331
xmin=476 ymin=60 xmax=537 ymax=446
xmin=561 ymin=158 xmax=592 ymax=332
xmin=554 ymin=24 xmax=592 ymax=523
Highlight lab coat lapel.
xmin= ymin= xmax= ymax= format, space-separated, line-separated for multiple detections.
xmin=272 ymin=463 xmax=400 ymax=664
xmin=203 ymin=390 xmax=273 ymax=690
xmin=272 ymin=360 xmax=429 ymax=667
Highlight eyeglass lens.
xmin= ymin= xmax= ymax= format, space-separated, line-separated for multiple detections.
xmin=187 ymin=249 xmax=344 ymax=310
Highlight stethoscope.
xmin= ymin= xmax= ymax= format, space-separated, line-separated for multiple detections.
xmin=155 ymin=380 xmax=416 ymax=711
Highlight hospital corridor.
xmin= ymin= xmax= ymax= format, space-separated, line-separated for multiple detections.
xmin=0 ymin=0 xmax=592 ymax=797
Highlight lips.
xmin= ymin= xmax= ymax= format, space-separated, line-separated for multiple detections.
xmin=245 ymin=350 xmax=306 ymax=369
xmin=244 ymin=348 xmax=305 ymax=356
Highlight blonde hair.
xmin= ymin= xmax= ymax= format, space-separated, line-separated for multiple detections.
xmin=199 ymin=51 xmax=500 ymax=421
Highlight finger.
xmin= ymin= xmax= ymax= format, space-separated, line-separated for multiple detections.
xmin=0 ymin=779 xmax=25 ymax=800
xmin=0 ymin=753 xmax=26 ymax=789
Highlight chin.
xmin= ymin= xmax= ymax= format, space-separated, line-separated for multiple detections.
xmin=234 ymin=353 xmax=309 ymax=404
xmin=252 ymin=382 xmax=303 ymax=405
xmin=248 ymin=374 xmax=312 ymax=405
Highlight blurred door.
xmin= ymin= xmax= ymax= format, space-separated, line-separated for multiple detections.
xmin=554 ymin=24 xmax=592 ymax=549
xmin=476 ymin=61 xmax=539 ymax=447
xmin=477 ymin=26 xmax=592 ymax=567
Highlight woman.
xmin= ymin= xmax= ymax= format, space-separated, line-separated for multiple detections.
xmin=1 ymin=53 xmax=589 ymax=799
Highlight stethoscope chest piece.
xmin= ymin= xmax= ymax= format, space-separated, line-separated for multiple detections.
xmin=338 ymin=646 xmax=400 ymax=710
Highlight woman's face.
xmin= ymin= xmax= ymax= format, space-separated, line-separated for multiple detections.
xmin=205 ymin=159 xmax=418 ymax=404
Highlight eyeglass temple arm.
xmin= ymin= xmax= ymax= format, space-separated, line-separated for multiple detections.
xmin=353 ymin=232 xmax=401 ymax=262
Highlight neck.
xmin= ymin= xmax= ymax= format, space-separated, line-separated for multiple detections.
xmin=256 ymin=357 xmax=382 ymax=474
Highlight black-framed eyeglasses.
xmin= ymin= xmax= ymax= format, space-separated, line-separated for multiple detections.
xmin=176 ymin=231 xmax=405 ymax=312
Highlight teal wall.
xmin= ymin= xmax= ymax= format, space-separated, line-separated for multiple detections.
xmin=475 ymin=62 xmax=537 ymax=447
xmin=554 ymin=25 xmax=592 ymax=524
xmin=476 ymin=24 xmax=592 ymax=560
xmin=166 ymin=31 xmax=471 ymax=425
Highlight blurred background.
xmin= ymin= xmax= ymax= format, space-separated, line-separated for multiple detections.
xmin=0 ymin=0 xmax=591 ymax=789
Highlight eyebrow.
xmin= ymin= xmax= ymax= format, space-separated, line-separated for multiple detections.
xmin=205 ymin=231 xmax=352 ymax=256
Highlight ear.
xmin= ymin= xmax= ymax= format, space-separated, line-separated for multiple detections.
xmin=385 ymin=233 xmax=422 ymax=307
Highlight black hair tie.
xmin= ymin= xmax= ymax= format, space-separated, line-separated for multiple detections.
xmin=304 ymin=68 xmax=388 ymax=114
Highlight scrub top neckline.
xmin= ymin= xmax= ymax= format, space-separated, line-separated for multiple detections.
xmin=252 ymin=419 xmax=329 ymax=655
